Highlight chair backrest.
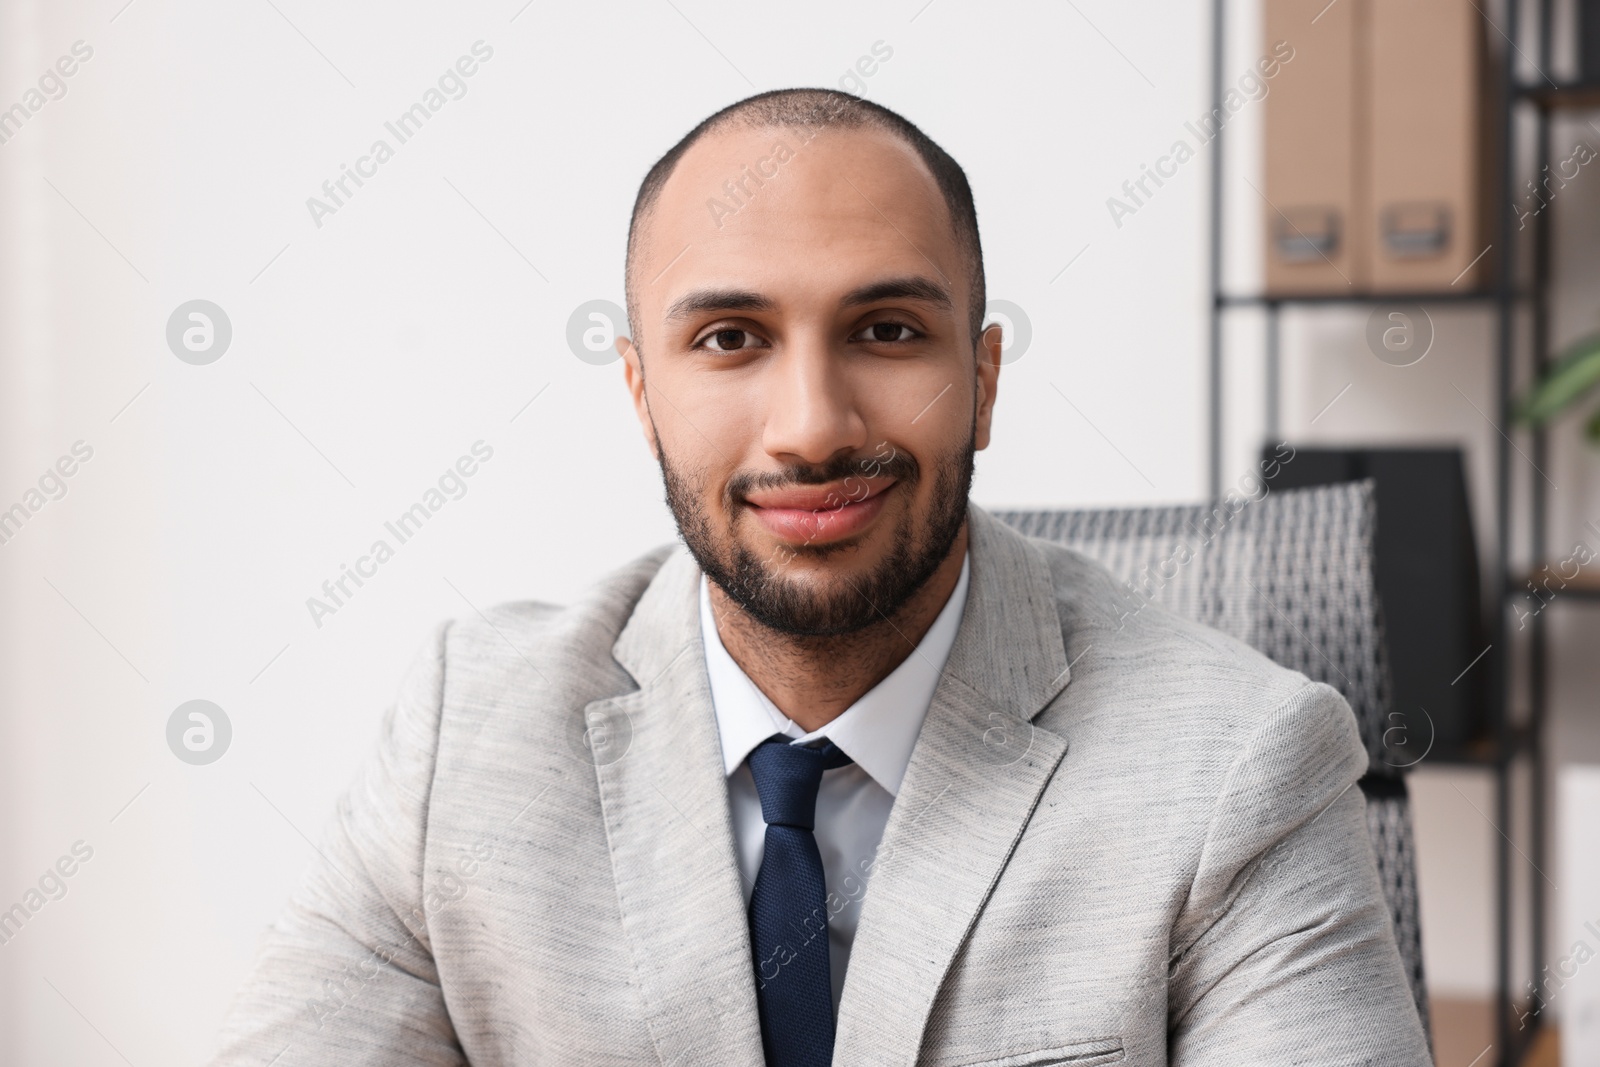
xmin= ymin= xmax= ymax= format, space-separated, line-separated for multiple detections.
xmin=996 ymin=479 xmax=1430 ymax=1041
xmin=996 ymin=478 xmax=1397 ymax=777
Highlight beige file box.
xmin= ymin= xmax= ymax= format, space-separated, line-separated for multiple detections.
xmin=1369 ymin=0 xmax=1494 ymax=291
xmin=1263 ymin=0 xmax=1366 ymax=295
xmin=1263 ymin=0 xmax=1494 ymax=295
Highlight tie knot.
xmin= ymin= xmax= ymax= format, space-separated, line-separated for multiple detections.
xmin=746 ymin=735 xmax=854 ymax=830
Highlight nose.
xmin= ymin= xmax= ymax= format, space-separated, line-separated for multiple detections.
xmin=760 ymin=330 xmax=867 ymax=467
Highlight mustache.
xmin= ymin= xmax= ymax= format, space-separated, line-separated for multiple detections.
xmin=725 ymin=447 xmax=919 ymax=505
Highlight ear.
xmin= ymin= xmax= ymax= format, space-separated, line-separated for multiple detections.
xmin=974 ymin=324 xmax=1003 ymax=451
xmin=617 ymin=335 xmax=661 ymax=460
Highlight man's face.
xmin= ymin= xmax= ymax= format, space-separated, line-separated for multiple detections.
xmin=620 ymin=123 xmax=1001 ymax=636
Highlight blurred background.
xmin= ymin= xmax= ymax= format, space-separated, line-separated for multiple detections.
xmin=1 ymin=0 xmax=1597 ymax=1064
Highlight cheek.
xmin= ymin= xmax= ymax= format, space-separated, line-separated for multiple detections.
xmin=861 ymin=369 xmax=973 ymax=455
xmin=653 ymin=399 xmax=740 ymax=516
xmin=650 ymin=375 xmax=744 ymax=452
xmin=649 ymin=367 xmax=767 ymax=471
xmin=852 ymin=351 xmax=971 ymax=432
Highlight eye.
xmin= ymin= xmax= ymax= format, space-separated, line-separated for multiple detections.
xmin=693 ymin=327 xmax=766 ymax=353
xmin=852 ymin=321 xmax=920 ymax=343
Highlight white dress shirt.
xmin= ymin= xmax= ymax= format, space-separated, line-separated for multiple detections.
xmin=699 ymin=553 xmax=970 ymax=1014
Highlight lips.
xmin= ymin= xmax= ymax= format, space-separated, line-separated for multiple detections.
xmin=744 ymin=479 xmax=897 ymax=546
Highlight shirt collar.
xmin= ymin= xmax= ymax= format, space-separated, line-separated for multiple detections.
xmin=699 ymin=552 xmax=971 ymax=798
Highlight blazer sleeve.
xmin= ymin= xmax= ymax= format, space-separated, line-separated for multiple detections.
xmin=1166 ymin=680 xmax=1431 ymax=1065
xmin=207 ymin=621 xmax=465 ymax=1066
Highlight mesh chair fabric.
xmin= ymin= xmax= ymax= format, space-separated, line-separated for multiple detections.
xmin=996 ymin=480 xmax=1429 ymax=1037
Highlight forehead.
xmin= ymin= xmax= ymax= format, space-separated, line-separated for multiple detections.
xmin=633 ymin=122 xmax=960 ymax=317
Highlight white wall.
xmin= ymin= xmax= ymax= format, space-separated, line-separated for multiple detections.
xmin=1 ymin=0 xmax=1592 ymax=1062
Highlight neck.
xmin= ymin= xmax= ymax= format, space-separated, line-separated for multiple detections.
xmin=708 ymin=523 xmax=969 ymax=733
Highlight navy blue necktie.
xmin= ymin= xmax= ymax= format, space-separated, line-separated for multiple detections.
xmin=746 ymin=735 xmax=854 ymax=1067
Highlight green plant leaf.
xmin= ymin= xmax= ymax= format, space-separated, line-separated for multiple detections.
xmin=1518 ymin=333 xmax=1600 ymax=426
xmin=1587 ymin=405 xmax=1600 ymax=446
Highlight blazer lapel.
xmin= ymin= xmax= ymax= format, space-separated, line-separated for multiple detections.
xmin=589 ymin=507 xmax=1075 ymax=1067
xmin=832 ymin=506 xmax=1075 ymax=1066
xmin=588 ymin=548 xmax=767 ymax=1067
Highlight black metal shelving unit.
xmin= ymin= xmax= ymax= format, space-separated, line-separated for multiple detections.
xmin=1205 ymin=1 xmax=1597 ymax=1063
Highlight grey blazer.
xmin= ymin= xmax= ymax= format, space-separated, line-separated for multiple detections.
xmin=210 ymin=505 xmax=1430 ymax=1066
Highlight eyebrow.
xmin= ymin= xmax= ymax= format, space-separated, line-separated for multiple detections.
xmin=661 ymin=275 xmax=954 ymax=325
xmin=663 ymin=288 xmax=775 ymax=324
xmin=839 ymin=276 xmax=953 ymax=311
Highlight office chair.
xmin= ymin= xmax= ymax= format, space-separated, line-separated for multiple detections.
xmin=998 ymin=478 xmax=1430 ymax=1040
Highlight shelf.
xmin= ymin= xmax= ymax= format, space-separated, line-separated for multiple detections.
xmin=1403 ymin=724 xmax=1536 ymax=770
xmin=1415 ymin=737 xmax=1502 ymax=767
xmin=1504 ymin=569 xmax=1600 ymax=602
xmin=1516 ymin=80 xmax=1600 ymax=109
xmin=1216 ymin=289 xmax=1513 ymax=308
xmin=1390 ymin=740 xmax=1522 ymax=771
xmin=1210 ymin=7 xmax=1571 ymax=1064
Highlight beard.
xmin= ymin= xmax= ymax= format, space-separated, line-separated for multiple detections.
xmin=658 ymin=432 xmax=974 ymax=638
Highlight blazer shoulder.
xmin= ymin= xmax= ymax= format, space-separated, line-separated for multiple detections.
xmin=1025 ymin=532 xmax=1337 ymax=749
xmin=1021 ymin=534 xmax=1369 ymax=889
xmin=436 ymin=542 xmax=678 ymax=701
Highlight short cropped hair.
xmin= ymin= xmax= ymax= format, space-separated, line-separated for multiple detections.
xmin=624 ymin=88 xmax=986 ymax=352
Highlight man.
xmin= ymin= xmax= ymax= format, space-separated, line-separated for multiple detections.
xmin=211 ymin=90 xmax=1429 ymax=1065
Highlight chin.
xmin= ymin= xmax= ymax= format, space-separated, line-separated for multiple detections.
xmin=660 ymin=434 xmax=976 ymax=637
